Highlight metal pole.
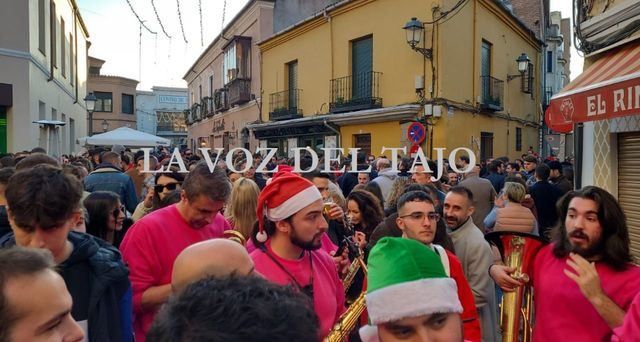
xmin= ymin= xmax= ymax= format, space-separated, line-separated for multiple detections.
xmin=88 ymin=110 xmax=93 ymax=136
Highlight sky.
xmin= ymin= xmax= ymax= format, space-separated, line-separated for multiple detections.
xmin=77 ymin=0 xmax=250 ymax=90
xmin=77 ymin=0 xmax=583 ymax=90
xmin=549 ymin=0 xmax=584 ymax=81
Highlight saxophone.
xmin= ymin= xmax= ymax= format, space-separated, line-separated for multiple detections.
xmin=325 ymin=292 xmax=366 ymax=342
xmin=340 ymin=213 xmax=367 ymax=292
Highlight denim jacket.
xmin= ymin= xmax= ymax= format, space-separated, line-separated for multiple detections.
xmin=84 ymin=163 xmax=139 ymax=213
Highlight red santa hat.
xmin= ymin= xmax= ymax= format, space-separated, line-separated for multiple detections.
xmin=255 ymin=171 xmax=322 ymax=242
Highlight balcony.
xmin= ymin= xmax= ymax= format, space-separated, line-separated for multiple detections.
xmin=190 ymin=103 xmax=202 ymax=122
xmin=184 ymin=109 xmax=192 ymax=125
xmin=227 ymin=78 xmax=251 ymax=107
xmin=202 ymin=97 xmax=214 ymax=118
xmin=329 ymin=71 xmax=382 ymax=113
xmin=480 ymin=76 xmax=504 ymax=111
xmin=269 ymin=89 xmax=303 ymax=121
xmin=214 ymin=88 xmax=229 ymax=112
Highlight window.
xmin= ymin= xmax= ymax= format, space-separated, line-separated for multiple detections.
xmin=223 ymin=37 xmax=251 ymax=84
xmin=69 ymin=118 xmax=75 ymax=152
xmin=287 ymin=61 xmax=298 ymax=108
xmin=546 ymin=51 xmax=553 ymax=73
xmin=209 ymin=75 xmax=213 ymax=97
xmin=480 ymin=132 xmax=494 ymax=161
xmin=89 ymin=66 xmax=100 ymax=75
xmin=69 ymin=33 xmax=74 ymax=85
xmin=199 ymin=85 xmax=202 ymax=102
xmin=61 ymin=18 xmax=65 ymax=77
xmin=122 ymin=94 xmax=134 ymax=114
xmin=352 ymin=36 xmax=373 ymax=99
xmin=51 ymin=108 xmax=57 ymax=121
xmin=39 ymin=101 xmax=46 ymax=120
xmin=94 ymin=92 xmax=112 ymax=112
xmin=516 ymin=127 xmax=522 ymax=151
xmin=61 ymin=113 xmax=66 ymax=153
xmin=481 ymin=40 xmax=491 ymax=77
xmin=38 ymin=0 xmax=45 ymax=54
xmin=51 ymin=2 xmax=56 ymax=68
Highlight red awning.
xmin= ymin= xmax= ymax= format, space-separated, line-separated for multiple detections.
xmin=545 ymin=41 xmax=640 ymax=133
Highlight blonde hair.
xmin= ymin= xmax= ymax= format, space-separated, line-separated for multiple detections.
xmin=387 ymin=176 xmax=411 ymax=210
xmin=225 ymin=177 xmax=260 ymax=239
xmin=503 ymin=182 xmax=526 ymax=203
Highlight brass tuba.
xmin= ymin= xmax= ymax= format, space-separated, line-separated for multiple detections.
xmin=325 ymin=292 xmax=366 ymax=342
xmin=223 ymin=230 xmax=247 ymax=246
xmin=485 ymin=231 xmax=547 ymax=342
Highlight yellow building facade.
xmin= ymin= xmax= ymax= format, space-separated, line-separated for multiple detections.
xmin=252 ymin=0 xmax=541 ymax=161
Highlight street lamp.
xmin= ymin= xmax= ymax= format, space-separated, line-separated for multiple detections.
xmin=101 ymin=120 xmax=109 ymax=132
xmin=403 ymin=17 xmax=432 ymax=59
xmin=507 ymin=53 xmax=531 ymax=81
xmin=84 ymin=92 xmax=97 ymax=135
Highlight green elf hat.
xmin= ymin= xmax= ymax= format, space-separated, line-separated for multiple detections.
xmin=364 ymin=237 xmax=462 ymax=325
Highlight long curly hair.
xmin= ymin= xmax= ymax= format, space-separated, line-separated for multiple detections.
xmin=552 ymin=186 xmax=632 ymax=270
xmin=347 ymin=190 xmax=384 ymax=236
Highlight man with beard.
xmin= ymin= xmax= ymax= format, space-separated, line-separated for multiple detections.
xmin=120 ymin=162 xmax=232 ymax=341
xmin=250 ymin=171 xmax=345 ymax=338
xmin=444 ymin=186 xmax=497 ymax=342
xmin=490 ymin=186 xmax=640 ymax=341
xmin=396 ymin=190 xmax=481 ymax=341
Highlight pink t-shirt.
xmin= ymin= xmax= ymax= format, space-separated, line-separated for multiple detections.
xmin=250 ymin=241 xmax=345 ymax=338
xmin=613 ymin=292 xmax=640 ymax=341
xmin=533 ymin=244 xmax=640 ymax=341
xmin=119 ymin=204 xmax=230 ymax=342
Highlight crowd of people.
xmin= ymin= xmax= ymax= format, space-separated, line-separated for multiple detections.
xmin=0 ymin=144 xmax=638 ymax=342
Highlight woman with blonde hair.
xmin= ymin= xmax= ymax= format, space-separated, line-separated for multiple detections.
xmin=493 ymin=181 xmax=537 ymax=235
xmin=225 ymin=177 xmax=261 ymax=240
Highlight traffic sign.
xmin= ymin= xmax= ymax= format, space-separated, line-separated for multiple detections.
xmin=407 ymin=122 xmax=426 ymax=144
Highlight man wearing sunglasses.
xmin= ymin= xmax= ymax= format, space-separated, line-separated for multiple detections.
xmin=396 ymin=190 xmax=481 ymax=342
xmin=120 ymin=162 xmax=232 ymax=342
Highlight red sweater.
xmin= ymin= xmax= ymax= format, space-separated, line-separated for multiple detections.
xmin=119 ymin=204 xmax=230 ymax=342
xmin=445 ymin=250 xmax=482 ymax=342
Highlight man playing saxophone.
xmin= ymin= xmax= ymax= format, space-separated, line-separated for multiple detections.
xmin=490 ymin=186 xmax=640 ymax=341
xmin=396 ymin=190 xmax=481 ymax=341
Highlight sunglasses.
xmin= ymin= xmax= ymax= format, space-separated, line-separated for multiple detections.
xmin=112 ymin=205 xmax=125 ymax=217
xmin=154 ymin=182 xmax=181 ymax=193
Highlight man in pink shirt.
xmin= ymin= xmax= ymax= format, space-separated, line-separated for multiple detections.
xmin=491 ymin=186 xmax=640 ymax=341
xmin=120 ymin=162 xmax=232 ymax=341
xmin=250 ymin=171 xmax=345 ymax=339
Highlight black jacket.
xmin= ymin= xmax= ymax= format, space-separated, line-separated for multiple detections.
xmin=0 ymin=231 xmax=132 ymax=342
xmin=529 ymin=181 xmax=564 ymax=237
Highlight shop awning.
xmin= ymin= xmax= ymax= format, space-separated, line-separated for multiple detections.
xmin=545 ymin=41 xmax=640 ymax=133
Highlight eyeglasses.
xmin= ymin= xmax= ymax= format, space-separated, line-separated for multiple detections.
xmin=154 ymin=182 xmax=181 ymax=193
xmin=399 ymin=212 xmax=440 ymax=222
xmin=112 ymin=205 xmax=125 ymax=217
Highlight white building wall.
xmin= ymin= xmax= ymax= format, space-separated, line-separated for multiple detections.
xmin=1 ymin=0 xmax=89 ymax=155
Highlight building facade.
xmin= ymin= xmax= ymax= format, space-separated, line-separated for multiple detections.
xmin=543 ymin=11 xmax=573 ymax=160
xmin=251 ymin=0 xmax=541 ymax=161
xmin=545 ymin=0 xmax=640 ymax=261
xmin=136 ymin=86 xmax=188 ymax=148
xmin=0 ymin=0 xmax=89 ymax=155
xmin=183 ymin=0 xmax=274 ymax=153
xmin=87 ymin=56 xmax=138 ymax=134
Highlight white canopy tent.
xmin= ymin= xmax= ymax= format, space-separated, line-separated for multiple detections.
xmin=78 ymin=127 xmax=171 ymax=147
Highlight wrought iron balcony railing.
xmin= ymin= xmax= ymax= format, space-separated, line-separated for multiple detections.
xmin=269 ymin=89 xmax=303 ymax=121
xmin=329 ymin=71 xmax=382 ymax=113
xmin=480 ymin=75 xmax=504 ymax=111
xmin=214 ymin=88 xmax=229 ymax=112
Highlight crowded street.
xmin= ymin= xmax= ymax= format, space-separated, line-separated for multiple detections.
xmin=1 ymin=0 xmax=640 ymax=341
